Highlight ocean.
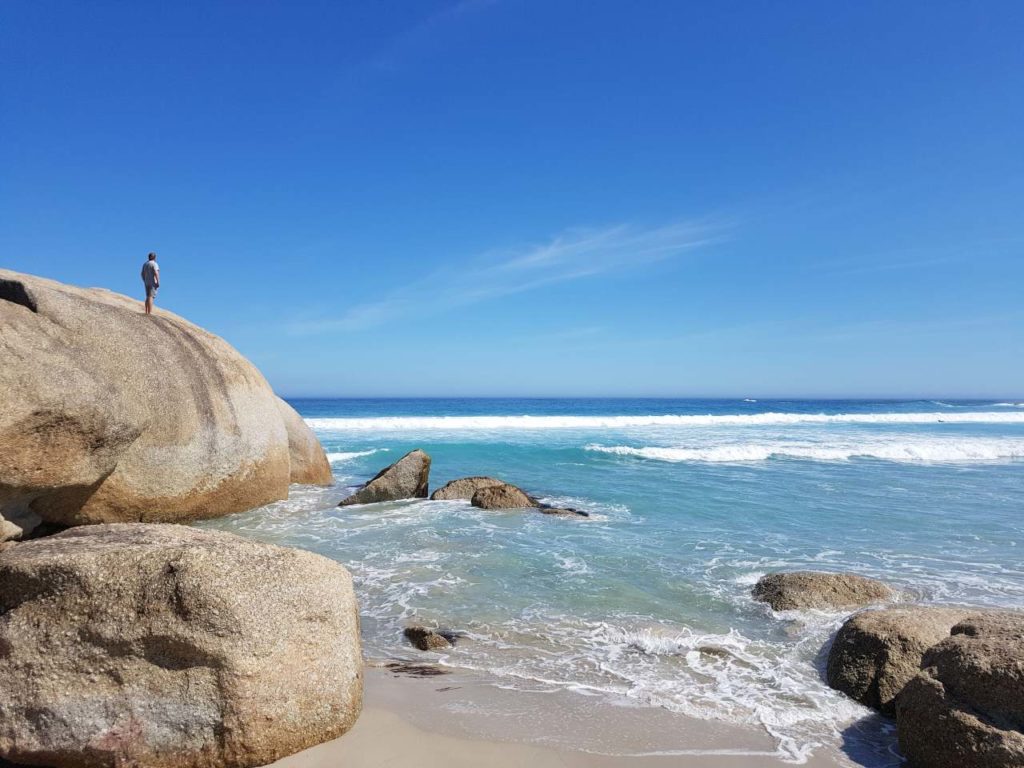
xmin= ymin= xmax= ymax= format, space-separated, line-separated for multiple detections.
xmin=200 ymin=398 xmax=1024 ymax=765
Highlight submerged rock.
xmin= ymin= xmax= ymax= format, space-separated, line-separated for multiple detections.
xmin=471 ymin=482 xmax=535 ymax=509
xmin=752 ymin=571 xmax=894 ymax=612
xmin=384 ymin=661 xmax=449 ymax=677
xmin=0 ymin=269 xmax=332 ymax=528
xmin=827 ymin=606 xmax=974 ymax=715
xmin=431 ymin=476 xmax=505 ymax=501
xmin=0 ymin=524 xmax=363 ymax=768
xmin=403 ymin=626 xmax=460 ymax=651
xmin=537 ymin=505 xmax=590 ymax=517
xmin=896 ymin=611 xmax=1024 ymax=768
xmin=339 ymin=449 xmax=431 ymax=506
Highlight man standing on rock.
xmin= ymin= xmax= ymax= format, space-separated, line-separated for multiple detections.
xmin=141 ymin=252 xmax=160 ymax=314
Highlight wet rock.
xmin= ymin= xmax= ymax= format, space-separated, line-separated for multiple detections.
xmin=471 ymin=482 xmax=535 ymax=509
xmin=403 ymin=626 xmax=459 ymax=651
xmin=896 ymin=611 xmax=1024 ymax=768
xmin=0 ymin=524 xmax=363 ymax=768
xmin=339 ymin=449 xmax=431 ymax=506
xmin=752 ymin=571 xmax=894 ymax=612
xmin=431 ymin=476 xmax=505 ymax=501
xmin=384 ymin=661 xmax=449 ymax=678
xmin=537 ymin=505 xmax=590 ymax=517
xmin=827 ymin=606 xmax=974 ymax=715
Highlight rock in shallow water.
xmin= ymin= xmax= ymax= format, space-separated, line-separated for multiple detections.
xmin=403 ymin=626 xmax=460 ymax=651
xmin=338 ymin=449 xmax=431 ymax=506
xmin=0 ymin=269 xmax=332 ymax=528
xmin=0 ymin=524 xmax=362 ymax=768
xmin=430 ymin=476 xmax=505 ymax=501
xmin=827 ymin=606 xmax=974 ymax=715
xmin=471 ymin=483 xmax=535 ymax=509
xmin=752 ymin=571 xmax=894 ymax=612
xmin=896 ymin=611 xmax=1024 ymax=768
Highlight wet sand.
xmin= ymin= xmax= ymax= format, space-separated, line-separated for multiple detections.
xmin=272 ymin=666 xmax=852 ymax=768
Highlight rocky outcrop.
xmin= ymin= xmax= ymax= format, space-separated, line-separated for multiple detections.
xmin=431 ymin=476 xmax=504 ymax=501
xmin=752 ymin=571 xmax=894 ymax=612
xmin=434 ymin=477 xmax=590 ymax=517
xmin=275 ymin=396 xmax=333 ymax=485
xmin=339 ymin=449 xmax=431 ymax=506
xmin=896 ymin=611 xmax=1024 ymax=768
xmin=403 ymin=626 xmax=459 ymax=651
xmin=471 ymin=482 xmax=535 ymax=509
xmin=0 ymin=270 xmax=332 ymax=529
xmin=0 ymin=524 xmax=362 ymax=768
xmin=827 ymin=606 xmax=973 ymax=715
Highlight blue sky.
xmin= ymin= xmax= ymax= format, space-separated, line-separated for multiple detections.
xmin=2 ymin=1 xmax=1022 ymax=397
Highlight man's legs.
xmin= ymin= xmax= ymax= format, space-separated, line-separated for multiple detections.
xmin=144 ymin=289 xmax=153 ymax=314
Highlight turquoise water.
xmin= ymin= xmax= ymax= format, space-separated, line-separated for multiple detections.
xmin=202 ymin=398 xmax=1024 ymax=765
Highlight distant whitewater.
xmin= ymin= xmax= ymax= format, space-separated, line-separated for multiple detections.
xmin=306 ymin=410 xmax=1024 ymax=431
xmin=203 ymin=398 xmax=1024 ymax=766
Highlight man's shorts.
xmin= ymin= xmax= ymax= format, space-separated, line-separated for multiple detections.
xmin=146 ymin=284 xmax=158 ymax=299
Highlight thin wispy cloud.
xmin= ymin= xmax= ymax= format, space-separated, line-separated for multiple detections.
xmin=290 ymin=219 xmax=727 ymax=334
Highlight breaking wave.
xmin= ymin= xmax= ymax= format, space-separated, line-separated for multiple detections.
xmin=307 ymin=411 xmax=1024 ymax=431
xmin=585 ymin=438 xmax=1024 ymax=464
xmin=326 ymin=448 xmax=389 ymax=462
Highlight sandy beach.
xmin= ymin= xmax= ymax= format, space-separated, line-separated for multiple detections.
xmin=272 ymin=666 xmax=852 ymax=768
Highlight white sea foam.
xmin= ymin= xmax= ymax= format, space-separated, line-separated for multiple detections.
xmin=307 ymin=411 xmax=1024 ymax=431
xmin=585 ymin=438 xmax=1024 ymax=464
xmin=450 ymin=619 xmax=872 ymax=764
xmin=326 ymin=448 xmax=388 ymax=462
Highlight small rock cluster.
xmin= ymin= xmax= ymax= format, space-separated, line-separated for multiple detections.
xmin=751 ymin=570 xmax=1024 ymax=767
xmin=339 ymin=452 xmax=589 ymax=517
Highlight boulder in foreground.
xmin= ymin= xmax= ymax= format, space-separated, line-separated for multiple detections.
xmin=430 ymin=476 xmax=505 ymax=501
xmin=339 ymin=449 xmax=431 ymax=506
xmin=896 ymin=611 xmax=1024 ymax=768
xmin=752 ymin=571 xmax=894 ymax=611
xmin=827 ymin=606 xmax=973 ymax=715
xmin=0 ymin=269 xmax=332 ymax=530
xmin=0 ymin=524 xmax=362 ymax=768
xmin=471 ymin=482 xmax=535 ymax=509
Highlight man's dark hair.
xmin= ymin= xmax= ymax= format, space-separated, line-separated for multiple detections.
xmin=148 ymin=252 xmax=157 ymax=260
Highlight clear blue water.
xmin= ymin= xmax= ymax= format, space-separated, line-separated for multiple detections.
xmin=202 ymin=398 xmax=1024 ymax=765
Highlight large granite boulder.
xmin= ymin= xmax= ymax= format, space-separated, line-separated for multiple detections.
xmin=430 ymin=476 xmax=504 ymax=501
xmin=827 ymin=606 xmax=973 ymax=715
xmin=0 ymin=524 xmax=362 ymax=768
xmin=0 ymin=270 xmax=332 ymax=530
xmin=752 ymin=571 xmax=894 ymax=611
xmin=896 ymin=611 xmax=1024 ymax=768
xmin=339 ymin=449 xmax=430 ymax=506
xmin=275 ymin=397 xmax=333 ymax=485
xmin=471 ymin=482 xmax=535 ymax=509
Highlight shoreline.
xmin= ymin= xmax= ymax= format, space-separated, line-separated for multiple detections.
xmin=271 ymin=665 xmax=854 ymax=768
